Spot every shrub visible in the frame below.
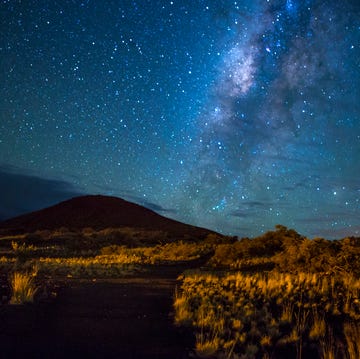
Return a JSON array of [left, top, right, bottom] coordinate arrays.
[[204, 233, 236, 244]]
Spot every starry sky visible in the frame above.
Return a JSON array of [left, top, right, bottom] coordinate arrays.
[[0, 0, 359, 239]]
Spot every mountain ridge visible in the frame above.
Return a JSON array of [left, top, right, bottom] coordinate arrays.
[[0, 195, 215, 238]]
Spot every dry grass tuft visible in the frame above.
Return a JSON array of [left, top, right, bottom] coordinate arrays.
[[309, 312, 326, 340], [10, 271, 37, 304], [344, 322, 360, 359], [195, 333, 220, 358]]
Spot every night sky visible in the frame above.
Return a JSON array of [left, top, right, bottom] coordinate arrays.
[[1, 0, 359, 239]]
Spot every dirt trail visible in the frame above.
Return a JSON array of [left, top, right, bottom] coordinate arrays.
[[0, 266, 195, 359]]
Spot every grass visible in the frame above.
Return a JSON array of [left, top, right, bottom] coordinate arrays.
[[174, 271, 360, 359], [10, 271, 37, 304], [195, 333, 220, 358], [309, 312, 326, 340], [37, 255, 141, 277], [344, 322, 360, 359], [0, 241, 214, 278], [2, 225, 360, 358], [36, 242, 212, 277], [0, 239, 215, 278], [100, 241, 213, 263]]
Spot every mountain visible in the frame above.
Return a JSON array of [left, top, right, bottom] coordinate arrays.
[[0, 195, 214, 238]]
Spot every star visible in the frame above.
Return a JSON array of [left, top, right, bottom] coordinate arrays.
[[0, 0, 359, 239]]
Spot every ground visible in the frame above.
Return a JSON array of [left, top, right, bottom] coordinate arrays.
[[0, 265, 195, 359]]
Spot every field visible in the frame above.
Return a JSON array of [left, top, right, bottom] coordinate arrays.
[[175, 272, 360, 359], [1, 225, 360, 358], [0, 226, 220, 358], [173, 226, 360, 359]]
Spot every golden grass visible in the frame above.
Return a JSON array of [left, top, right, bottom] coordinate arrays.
[[174, 271, 360, 358], [320, 332, 336, 359], [10, 271, 37, 304], [101, 242, 213, 263], [174, 292, 193, 326], [309, 312, 326, 340], [1, 241, 213, 278], [195, 333, 220, 358], [21, 242, 213, 277], [344, 322, 360, 359], [37, 255, 140, 277]]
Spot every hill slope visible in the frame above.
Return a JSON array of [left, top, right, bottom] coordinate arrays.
[[0, 195, 213, 238]]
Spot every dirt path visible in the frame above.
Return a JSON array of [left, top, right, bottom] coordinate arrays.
[[0, 267, 195, 359]]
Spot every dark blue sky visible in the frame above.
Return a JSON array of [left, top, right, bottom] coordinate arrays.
[[0, 0, 359, 238]]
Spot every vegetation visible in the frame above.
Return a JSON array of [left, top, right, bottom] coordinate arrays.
[[208, 225, 360, 276], [172, 225, 360, 359], [100, 241, 213, 263], [174, 271, 360, 359], [2, 223, 360, 358], [10, 271, 38, 304], [0, 233, 215, 279]]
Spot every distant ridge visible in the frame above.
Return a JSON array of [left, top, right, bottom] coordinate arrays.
[[0, 195, 214, 238]]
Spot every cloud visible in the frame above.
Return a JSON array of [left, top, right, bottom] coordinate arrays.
[[298, 210, 359, 224], [282, 175, 321, 191], [0, 165, 177, 222], [296, 216, 333, 224], [229, 201, 272, 219], [0, 165, 83, 221], [125, 196, 177, 215], [241, 201, 269, 208], [233, 201, 272, 211], [229, 210, 249, 218]]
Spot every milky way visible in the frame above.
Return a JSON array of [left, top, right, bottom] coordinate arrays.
[[0, 0, 359, 238]]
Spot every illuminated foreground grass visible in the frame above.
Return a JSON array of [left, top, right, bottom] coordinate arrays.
[[174, 271, 360, 359], [10, 272, 37, 304]]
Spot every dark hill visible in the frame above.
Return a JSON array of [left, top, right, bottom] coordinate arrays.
[[0, 195, 214, 238]]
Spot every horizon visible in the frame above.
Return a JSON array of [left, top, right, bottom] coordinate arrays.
[[0, 1, 359, 239], [0, 190, 358, 240]]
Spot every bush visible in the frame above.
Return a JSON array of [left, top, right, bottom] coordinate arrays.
[[204, 233, 237, 244]]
